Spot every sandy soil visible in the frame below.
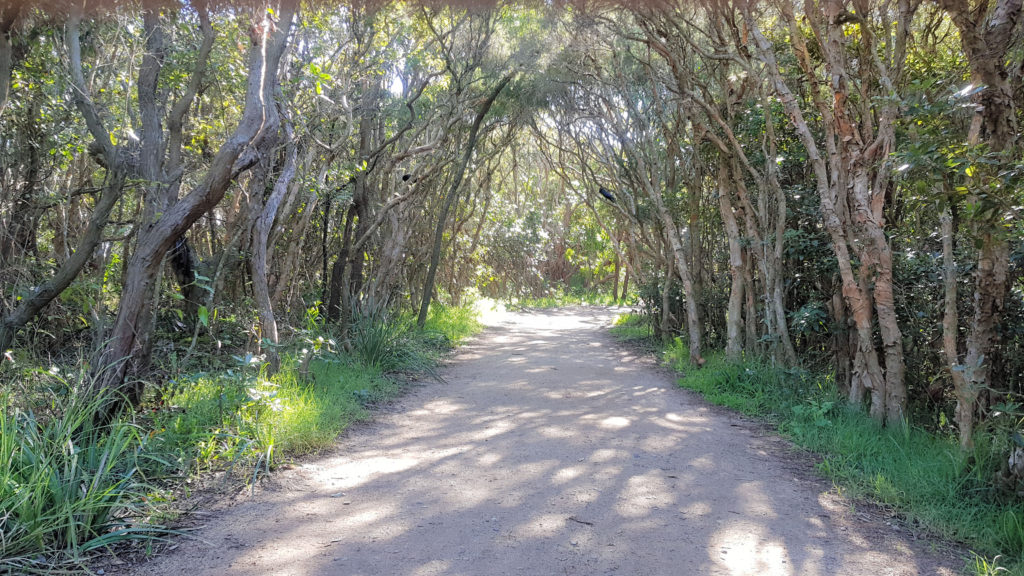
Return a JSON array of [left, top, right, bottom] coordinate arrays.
[[122, 306, 963, 576]]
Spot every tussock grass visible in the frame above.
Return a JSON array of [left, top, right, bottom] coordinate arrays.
[[0, 386, 173, 574], [611, 314, 1023, 575], [1, 302, 483, 572], [154, 302, 484, 472], [419, 302, 483, 347]]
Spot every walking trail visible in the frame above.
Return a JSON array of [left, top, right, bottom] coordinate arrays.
[[127, 306, 962, 576]]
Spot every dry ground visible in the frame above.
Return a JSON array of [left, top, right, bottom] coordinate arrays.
[[122, 306, 963, 576]]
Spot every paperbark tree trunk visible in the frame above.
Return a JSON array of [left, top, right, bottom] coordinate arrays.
[[250, 118, 298, 373], [89, 7, 294, 417], [940, 206, 974, 449], [644, 179, 703, 365], [718, 157, 745, 362], [936, 0, 1021, 449], [745, 0, 910, 424]]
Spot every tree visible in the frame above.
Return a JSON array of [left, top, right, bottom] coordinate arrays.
[[89, 3, 296, 416]]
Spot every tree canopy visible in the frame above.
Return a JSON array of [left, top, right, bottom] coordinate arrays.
[[1, 0, 1023, 481]]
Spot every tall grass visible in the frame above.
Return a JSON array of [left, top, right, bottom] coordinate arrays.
[[1, 302, 484, 571], [0, 388, 167, 573], [151, 303, 484, 474], [419, 302, 483, 347], [609, 312, 654, 342], [613, 316, 1023, 575]]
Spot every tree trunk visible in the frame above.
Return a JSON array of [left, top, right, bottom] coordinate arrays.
[[937, 0, 1021, 448], [250, 119, 297, 373], [89, 8, 294, 417], [660, 251, 675, 339], [0, 170, 126, 351], [940, 206, 973, 449], [417, 73, 514, 328], [272, 190, 318, 306], [746, 6, 903, 423], [643, 172, 702, 365], [718, 157, 745, 362]]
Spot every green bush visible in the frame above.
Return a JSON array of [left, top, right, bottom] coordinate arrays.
[[0, 388, 165, 573], [610, 314, 1024, 573]]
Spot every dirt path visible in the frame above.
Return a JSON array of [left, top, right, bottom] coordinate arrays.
[[125, 307, 962, 576]]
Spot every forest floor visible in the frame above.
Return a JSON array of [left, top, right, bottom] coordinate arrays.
[[119, 306, 964, 576]]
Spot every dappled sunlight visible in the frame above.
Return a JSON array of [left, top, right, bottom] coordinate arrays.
[[475, 451, 503, 466], [329, 456, 420, 490], [138, 308, 958, 576], [410, 398, 466, 416], [598, 415, 631, 429], [588, 447, 627, 462], [734, 481, 779, 518], [510, 513, 568, 539], [410, 560, 452, 576], [681, 500, 713, 518], [334, 502, 404, 533], [550, 465, 585, 484], [615, 471, 676, 518], [537, 424, 578, 438], [709, 522, 795, 576]]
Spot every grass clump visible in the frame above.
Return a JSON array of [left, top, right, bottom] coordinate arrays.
[[1, 385, 169, 574], [1, 302, 483, 572], [150, 354, 388, 475], [420, 302, 483, 347], [611, 313, 1024, 574], [609, 312, 655, 343], [152, 301, 484, 475]]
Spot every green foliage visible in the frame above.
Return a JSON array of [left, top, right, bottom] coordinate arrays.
[[151, 353, 392, 475], [640, 331, 1024, 572], [2, 302, 482, 569], [510, 290, 623, 310], [148, 301, 482, 472], [419, 302, 484, 347], [0, 387, 169, 573], [349, 309, 418, 372], [609, 312, 653, 342]]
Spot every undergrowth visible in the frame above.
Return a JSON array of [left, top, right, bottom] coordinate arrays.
[[0, 383, 175, 574], [0, 302, 482, 572], [508, 290, 625, 309], [608, 310, 655, 342], [613, 312, 1023, 576]]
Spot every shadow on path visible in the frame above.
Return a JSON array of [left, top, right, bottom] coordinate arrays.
[[127, 306, 962, 576]]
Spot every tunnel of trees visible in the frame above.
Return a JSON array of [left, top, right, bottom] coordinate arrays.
[[1, 0, 1024, 546]]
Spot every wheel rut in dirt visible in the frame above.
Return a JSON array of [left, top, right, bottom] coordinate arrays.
[[127, 306, 961, 576]]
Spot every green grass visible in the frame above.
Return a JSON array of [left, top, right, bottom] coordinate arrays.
[[609, 311, 655, 342], [420, 302, 483, 347], [0, 386, 173, 574], [1, 302, 483, 572], [509, 290, 625, 309], [152, 302, 484, 474], [150, 355, 389, 475], [611, 313, 1024, 575]]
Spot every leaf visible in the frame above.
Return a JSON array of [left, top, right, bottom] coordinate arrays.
[[965, 165, 976, 177], [198, 306, 209, 328]]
